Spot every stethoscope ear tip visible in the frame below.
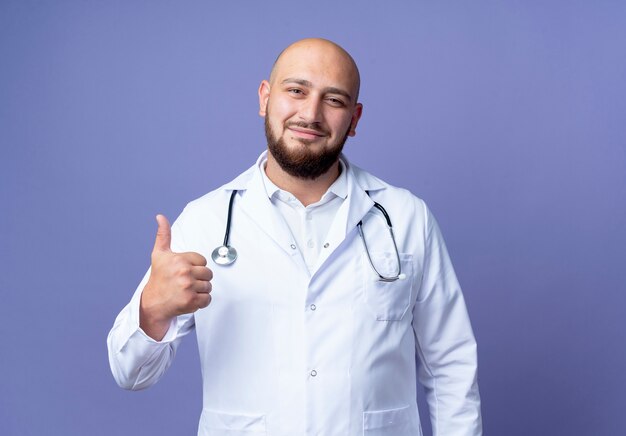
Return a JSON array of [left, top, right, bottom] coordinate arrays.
[[398, 273, 407, 280]]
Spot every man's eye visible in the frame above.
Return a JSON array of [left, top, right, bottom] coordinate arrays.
[[289, 89, 303, 95], [327, 98, 345, 106]]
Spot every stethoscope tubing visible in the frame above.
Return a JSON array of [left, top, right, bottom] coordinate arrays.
[[357, 201, 403, 282], [223, 190, 237, 247]]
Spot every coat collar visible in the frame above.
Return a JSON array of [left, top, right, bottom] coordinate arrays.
[[221, 150, 387, 193]]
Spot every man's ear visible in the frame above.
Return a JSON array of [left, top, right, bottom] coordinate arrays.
[[348, 103, 363, 137], [258, 80, 270, 117]]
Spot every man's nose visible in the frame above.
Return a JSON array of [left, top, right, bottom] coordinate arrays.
[[298, 96, 323, 123]]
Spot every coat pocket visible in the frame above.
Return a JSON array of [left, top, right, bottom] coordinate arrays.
[[363, 404, 421, 436], [363, 253, 414, 321], [199, 409, 266, 435]]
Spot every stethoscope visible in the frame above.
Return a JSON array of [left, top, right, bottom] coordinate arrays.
[[211, 190, 405, 282], [211, 190, 239, 265]]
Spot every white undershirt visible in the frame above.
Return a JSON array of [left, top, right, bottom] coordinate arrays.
[[260, 158, 348, 274]]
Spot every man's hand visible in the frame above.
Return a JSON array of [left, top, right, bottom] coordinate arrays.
[[139, 215, 213, 340]]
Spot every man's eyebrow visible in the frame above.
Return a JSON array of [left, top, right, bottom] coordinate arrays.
[[281, 78, 313, 88], [280, 78, 353, 102]]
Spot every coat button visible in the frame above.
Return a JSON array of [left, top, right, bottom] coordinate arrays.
[[310, 304, 316, 311], [310, 370, 317, 377]]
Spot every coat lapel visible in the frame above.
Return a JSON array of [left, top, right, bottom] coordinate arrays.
[[222, 154, 300, 260]]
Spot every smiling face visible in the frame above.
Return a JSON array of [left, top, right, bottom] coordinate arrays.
[[259, 39, 363, 180]]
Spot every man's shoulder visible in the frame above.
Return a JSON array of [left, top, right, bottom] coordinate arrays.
[[349, 161, 425, 207]]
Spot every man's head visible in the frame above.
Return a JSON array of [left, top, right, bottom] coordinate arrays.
[[258, 38, 363, 180]]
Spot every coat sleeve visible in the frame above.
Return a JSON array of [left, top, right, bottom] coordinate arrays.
[[106, 218, 195, 391], [412, 201, 482, 436]]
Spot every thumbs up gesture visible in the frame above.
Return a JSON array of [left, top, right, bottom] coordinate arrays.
[[140, 215, 213, 340]]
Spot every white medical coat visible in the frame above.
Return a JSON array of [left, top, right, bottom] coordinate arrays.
[[107, 152, 482, 436]]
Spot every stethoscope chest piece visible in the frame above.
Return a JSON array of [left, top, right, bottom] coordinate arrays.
[[211, 245, 237, 265]]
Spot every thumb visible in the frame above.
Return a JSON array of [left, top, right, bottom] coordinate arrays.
[[153, 214, 172, 252]]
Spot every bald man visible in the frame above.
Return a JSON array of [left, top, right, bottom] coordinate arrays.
[[108, 38, 482, 436]]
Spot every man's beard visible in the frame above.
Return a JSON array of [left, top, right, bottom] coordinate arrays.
[[265, 117, 350, 180]]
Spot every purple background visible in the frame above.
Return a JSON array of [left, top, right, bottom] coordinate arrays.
[[1, 1, 625, 435]]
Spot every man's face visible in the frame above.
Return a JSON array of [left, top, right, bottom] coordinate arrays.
[[258, 40, 363, 179]]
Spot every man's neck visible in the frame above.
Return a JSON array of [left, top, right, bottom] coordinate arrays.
[[264, 155, 341, 207]]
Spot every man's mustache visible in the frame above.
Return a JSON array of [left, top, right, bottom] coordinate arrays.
[[285, 121, 329, 136]]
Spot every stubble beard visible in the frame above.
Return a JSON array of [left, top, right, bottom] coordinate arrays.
[[265, 116, 350, 180]]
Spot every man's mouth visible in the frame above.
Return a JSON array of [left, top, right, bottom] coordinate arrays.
[[286, 123, 327, 140]]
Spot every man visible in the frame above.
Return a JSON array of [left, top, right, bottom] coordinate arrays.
[[108, 38, 482, 436]]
